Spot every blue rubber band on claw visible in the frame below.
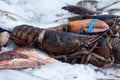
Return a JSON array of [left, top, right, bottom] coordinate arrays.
[[87, 19, 98, 33]]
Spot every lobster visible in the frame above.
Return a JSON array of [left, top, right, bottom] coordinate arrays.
[[10, 24, 115, 68]]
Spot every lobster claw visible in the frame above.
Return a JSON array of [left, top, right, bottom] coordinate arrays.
[[0, 47, 58, 69], [49, 19, 109, 33]]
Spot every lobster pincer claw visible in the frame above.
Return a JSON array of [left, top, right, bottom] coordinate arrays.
[[49, 19, 109, 33]]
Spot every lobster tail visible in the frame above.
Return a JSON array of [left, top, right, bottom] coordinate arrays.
[[11, 25, 42, 47]]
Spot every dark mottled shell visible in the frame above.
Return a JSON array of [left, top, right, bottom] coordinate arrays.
[[11, 25, 40, 46], [11, 25, 89, 55]]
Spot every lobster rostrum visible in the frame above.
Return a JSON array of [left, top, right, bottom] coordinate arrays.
[[10, 19, 115, 68]]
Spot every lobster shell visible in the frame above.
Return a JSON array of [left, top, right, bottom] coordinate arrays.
[[0, 31, 10, 46], [67, 19, 109, 32], [11, 25, 40, 46]]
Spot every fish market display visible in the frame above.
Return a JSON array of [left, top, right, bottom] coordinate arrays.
[[0, 0, 120, 80]]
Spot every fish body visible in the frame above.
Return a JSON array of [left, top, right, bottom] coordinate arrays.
[[0, 47, 58, 69]]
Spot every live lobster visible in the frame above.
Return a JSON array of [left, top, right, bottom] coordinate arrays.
[[10, 19, 115, 68]]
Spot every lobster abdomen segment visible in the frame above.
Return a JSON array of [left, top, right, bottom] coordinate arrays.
[[11, 25, 40, 46]]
